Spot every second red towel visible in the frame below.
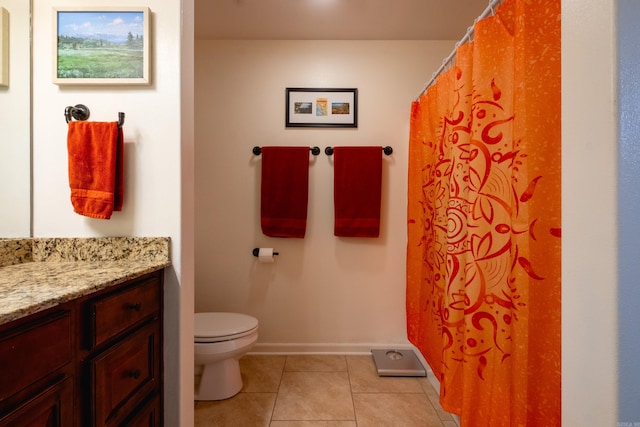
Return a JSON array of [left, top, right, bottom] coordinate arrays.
[[261, 146, 310, 238], [333, 146, 382, 237]]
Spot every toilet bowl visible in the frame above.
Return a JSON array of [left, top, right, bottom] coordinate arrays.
[[194, 312, 259, 401]]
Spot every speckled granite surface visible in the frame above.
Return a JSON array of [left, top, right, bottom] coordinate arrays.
[[0, 239, 33, 267], [31, 237, 170, 262], [0, 237, 171, 325]]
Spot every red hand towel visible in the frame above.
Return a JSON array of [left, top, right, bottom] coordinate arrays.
[[261, 146, 310, 238], [114, 126, 124, 212], [333, 146, 382, 237], [67, 121, 124, 219]]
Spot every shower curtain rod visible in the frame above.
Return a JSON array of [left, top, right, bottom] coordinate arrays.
[[414, 0, 504, 101]]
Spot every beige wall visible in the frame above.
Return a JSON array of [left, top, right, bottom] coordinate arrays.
[[21, 0, 620, 424], [562, 0, 618, 425], [31, 1, 187, 424], [194, 40, 453, 351]]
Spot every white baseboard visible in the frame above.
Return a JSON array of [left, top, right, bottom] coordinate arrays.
[[250, 341, 419, 355], [250, 341, 436, 381]]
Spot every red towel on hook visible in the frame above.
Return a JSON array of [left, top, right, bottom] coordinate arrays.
[[260, 146, 310, 238], [333, 146, 382, 237], [67, 121, 124, 219]]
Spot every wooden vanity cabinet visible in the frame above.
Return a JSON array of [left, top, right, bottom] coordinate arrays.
[[0, 270, 163, 427]]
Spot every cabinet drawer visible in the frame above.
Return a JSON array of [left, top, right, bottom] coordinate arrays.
[[89, 322, 159, 427], [90, 277, 160, 348], [0, 311, 72, 402]]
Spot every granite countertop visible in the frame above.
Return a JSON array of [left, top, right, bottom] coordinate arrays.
[[0, 237, 171, 326]]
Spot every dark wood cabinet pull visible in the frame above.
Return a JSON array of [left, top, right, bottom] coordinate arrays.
[[126, 302, 141, 311], [126, 369, 142, 379]]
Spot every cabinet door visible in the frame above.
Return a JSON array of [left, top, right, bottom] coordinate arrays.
[[0, 311, 72, 401], [88, 322, 159, 427], [119, 395, 160, 427], [0, 376, 73, 427]]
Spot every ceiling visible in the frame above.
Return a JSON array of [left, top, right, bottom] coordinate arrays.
[[195, 0, 490, 41]]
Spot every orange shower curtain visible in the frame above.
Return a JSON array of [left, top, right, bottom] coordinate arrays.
[[407, 0, 561, 425]]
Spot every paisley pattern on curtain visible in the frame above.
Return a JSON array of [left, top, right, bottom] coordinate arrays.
[[406, 1, 561, 425]]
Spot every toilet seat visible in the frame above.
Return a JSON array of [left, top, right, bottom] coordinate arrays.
[[195, 312, 258, 343]]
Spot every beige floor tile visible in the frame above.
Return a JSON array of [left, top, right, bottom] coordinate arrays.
[[270, 422, 357, 427], [284, 355, 347, 372], [418, 378, 455, 422], [195, 355, 456, 426], [347, 355, 423, 393], [194, 392, 277, 427], [241, 354, 287, 392], [272, 371, 355, 421], [353, 393, 444, 427]]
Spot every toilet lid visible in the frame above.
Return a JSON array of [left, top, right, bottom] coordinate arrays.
[[195, 312, 259, 340]]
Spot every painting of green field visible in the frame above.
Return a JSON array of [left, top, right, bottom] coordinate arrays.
[[57, 48, 143, 79], [55, 9, 147, 82]]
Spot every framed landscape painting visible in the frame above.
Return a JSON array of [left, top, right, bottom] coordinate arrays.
[[53, 7, 150, 85]]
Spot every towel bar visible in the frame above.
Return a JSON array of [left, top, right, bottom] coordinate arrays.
[[64, 104, 125, 128], [252, 146, 320, 156], [324, 146, 393, 156]]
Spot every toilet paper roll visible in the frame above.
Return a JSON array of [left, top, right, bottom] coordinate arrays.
[[258, 248, 275, 263]]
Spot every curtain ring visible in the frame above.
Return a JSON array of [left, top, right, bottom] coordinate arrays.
[[490, 0, 497, 15]]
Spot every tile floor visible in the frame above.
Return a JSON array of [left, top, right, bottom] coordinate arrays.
[[194, 354, 458, 427]]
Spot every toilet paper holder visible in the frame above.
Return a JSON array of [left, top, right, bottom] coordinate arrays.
[[252, 248, 279, 257]]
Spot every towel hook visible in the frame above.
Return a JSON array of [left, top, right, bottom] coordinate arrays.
[[65, 104, 90, 123]]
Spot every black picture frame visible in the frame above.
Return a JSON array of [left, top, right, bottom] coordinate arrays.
[[286, 88, 358, 128]]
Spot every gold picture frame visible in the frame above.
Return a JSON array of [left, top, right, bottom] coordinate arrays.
[[0, 7, 8, 87]]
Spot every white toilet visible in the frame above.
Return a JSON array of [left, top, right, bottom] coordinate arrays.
[[194, 312, 259, 400]]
